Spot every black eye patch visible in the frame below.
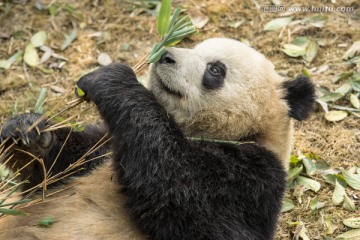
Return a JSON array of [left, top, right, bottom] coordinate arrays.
[[202, 61, 227, 90]]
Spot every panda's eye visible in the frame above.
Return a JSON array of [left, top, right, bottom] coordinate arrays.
[[202, 61, 227, 90], [209, 65, 221, 76]]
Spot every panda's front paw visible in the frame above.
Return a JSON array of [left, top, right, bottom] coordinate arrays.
[[75, 63, 137, 103], [1, 113, 53, 149], [75, 70, 98, 102]]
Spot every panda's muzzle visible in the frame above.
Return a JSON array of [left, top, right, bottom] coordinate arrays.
[[157, 51, 182, 97], [159, 51, 176, 64], [158, 78, 183, 98]]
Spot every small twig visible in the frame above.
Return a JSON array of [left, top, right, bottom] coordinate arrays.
[[47, 130, 72, 177], [14, 149, 47, 200], [46, 98, 84, 123]]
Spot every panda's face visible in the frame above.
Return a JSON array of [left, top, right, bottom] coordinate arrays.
[[149, 38, 286, 135], [149, 37, 315, 167]]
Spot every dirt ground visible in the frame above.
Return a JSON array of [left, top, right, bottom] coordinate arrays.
[[0, 0, 359, 239]]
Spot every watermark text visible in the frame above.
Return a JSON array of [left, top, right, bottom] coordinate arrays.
[[261, 5, 355, 13]]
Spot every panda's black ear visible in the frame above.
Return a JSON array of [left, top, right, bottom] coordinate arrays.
[[282, 75, 316, 121]]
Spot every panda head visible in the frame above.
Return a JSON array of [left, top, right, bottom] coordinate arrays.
[[149, 38, 315, 166]]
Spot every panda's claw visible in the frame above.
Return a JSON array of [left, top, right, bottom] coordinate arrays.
[[1, 113, 48, 149]]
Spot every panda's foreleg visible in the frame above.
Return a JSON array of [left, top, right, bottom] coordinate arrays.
[[0, 113, 111, 190], [76, 63, 190, 182]]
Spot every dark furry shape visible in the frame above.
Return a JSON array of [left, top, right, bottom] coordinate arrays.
[[77, 63, 287, 240], [1, 113, 109, 190], [282, 75, 316, 121]]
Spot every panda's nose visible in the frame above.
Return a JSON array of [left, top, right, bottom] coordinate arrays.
[[159, 51, 176, 64]]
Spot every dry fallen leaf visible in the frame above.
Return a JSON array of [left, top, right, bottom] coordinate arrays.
[[189, 9, 209, 29], [31, 31, 47, 47], [343, 41, 360, 60], [97, 53, 113, 66], [350, 94, 360, 109], [24, 43, 40, 67], [343, 217, 360, 229], [324, 110, 348, 122], [264, 17, 293, 31], [50, 85, 66, 94]]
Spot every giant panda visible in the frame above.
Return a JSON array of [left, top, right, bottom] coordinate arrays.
[[0, 38, 315, 240]]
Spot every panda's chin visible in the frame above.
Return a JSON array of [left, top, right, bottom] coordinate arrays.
[[158, 78, 183, 98]]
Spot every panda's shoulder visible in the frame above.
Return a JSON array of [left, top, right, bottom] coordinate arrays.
[[213, 142, 286, 181]]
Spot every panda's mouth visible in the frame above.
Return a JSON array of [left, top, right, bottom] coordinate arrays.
[[158, 78, 183, 98]]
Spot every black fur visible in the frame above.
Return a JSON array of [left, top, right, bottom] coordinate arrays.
[[1, 113, 109, 190], [1, 63, 287, 240], [202, 61, 226, 90], [282, 75, 316, 121], [76, 63, 286, 240]]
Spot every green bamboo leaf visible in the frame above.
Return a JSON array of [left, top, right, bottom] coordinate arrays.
[[325, 216, 334, 235], [288, 165, 303, 182], [8, 51, 22, 64], [336, 229, 360, 239], [31, 31, 47, 47], [38, 216, 55, 227], [292, 36, 310, 46], [344, 217, 360, 229], [290, 155, 301, 165], [350, 94, 360, 109], [0, 59, 11, 69], [0, 207, 27, 216], [302, 157, 316, 176], [37, 65, 55, 74], [304, 38, 318, 63], [0, 198, 31, 207], [310, 196, 326, 211], [48, 4, 58, 16], [171, 16, 190, 32], [172, 27, 196, 38], [164, 27, 197, 46], [341, 168, 360, 190], [157, 0, 172, 38], [332, 179, 345, 205], [335, 83, 352, 95], [304, 15, 328, 28], [162, 16, 191, 46], [0, 185, 22, 206], [342, 41, 360, 60], [168, 7, 181, 31], [148, 47, 166, 63], [34, 88, 47, 114], [148, 42, 161, 60], [320, 92, 344, 103], [298, 223, 310, 240], [352, 72, 360, 81], [0, 51, 23, 69], [264, 17, 293, 31], [352, 80, 360, 92], [282, 44, 306, 57], [281, 198, 294, 213], [76, 85, 85, 97], [324, 110, 348, 122], [321, 173, 347, 187], [61, 28, 77, 51], [173, 19, 192, 32], [24, 43, 40, 67], [333, 72, 352, 83], [296, 176, 321, 192]]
